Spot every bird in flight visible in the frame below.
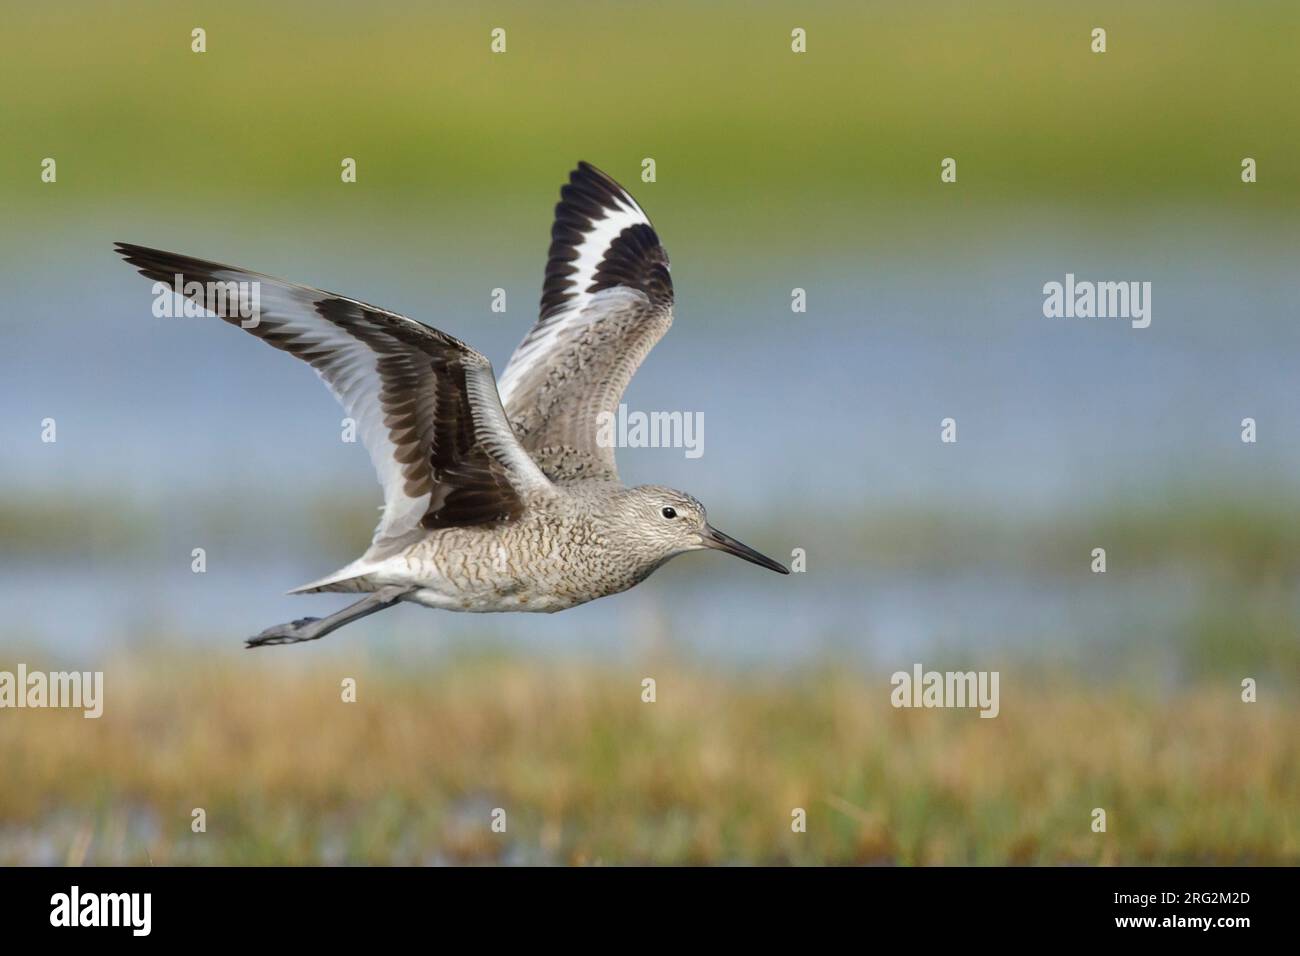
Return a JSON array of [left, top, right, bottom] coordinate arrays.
[[116, 162, 788, 648]]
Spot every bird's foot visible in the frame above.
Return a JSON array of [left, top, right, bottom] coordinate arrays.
[[245, 617, 322, 649]]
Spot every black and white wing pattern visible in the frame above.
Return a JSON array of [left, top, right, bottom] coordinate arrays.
[[497, 162, 674, 483], [114, 243, 553, 555]]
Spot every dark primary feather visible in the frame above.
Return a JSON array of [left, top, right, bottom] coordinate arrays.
[[592, 221, 672, 307], [114, 241, 533, 535], [541, 160, 673, 319], [501, 162, 675, 484]]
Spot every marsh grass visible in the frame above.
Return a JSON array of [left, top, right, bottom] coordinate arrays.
[[4, 1, 1299, 231], [1, 650, 1294, 865]]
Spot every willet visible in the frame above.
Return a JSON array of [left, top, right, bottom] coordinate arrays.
[[115, 161, 788, 649]]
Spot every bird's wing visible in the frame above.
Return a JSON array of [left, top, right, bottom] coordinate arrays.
[[115, 242, 553, 554], [497, 162, 674, 483]]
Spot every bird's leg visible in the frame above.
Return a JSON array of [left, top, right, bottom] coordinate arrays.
[[245, 586, 413, 649]]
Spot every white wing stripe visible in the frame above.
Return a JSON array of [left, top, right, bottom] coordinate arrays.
[[564, 201, 648, 317], [497, 308, 598, 406], [464, 362, 552, 492], [498, 204, 650, 406], [207, 268, 432, 543]]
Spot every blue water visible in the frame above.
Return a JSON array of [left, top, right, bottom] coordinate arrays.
[[2, 211, 1296, 664]]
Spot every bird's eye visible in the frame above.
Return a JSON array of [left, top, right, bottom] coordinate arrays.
[[661, 506, 677, 519]]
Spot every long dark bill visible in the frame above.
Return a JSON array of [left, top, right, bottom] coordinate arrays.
[[700, 525, 790, 574]]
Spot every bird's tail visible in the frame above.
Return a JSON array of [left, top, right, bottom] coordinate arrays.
[[287, 560, 376, 595]]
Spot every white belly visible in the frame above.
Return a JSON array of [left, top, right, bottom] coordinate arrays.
[[403, 587, 576, 613], [359, 540, 595, 615]]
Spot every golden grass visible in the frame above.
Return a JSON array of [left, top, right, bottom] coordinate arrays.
[[1, 652, 1295, 864]]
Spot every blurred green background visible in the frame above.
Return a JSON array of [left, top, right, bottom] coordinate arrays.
[[1, 1, 1297, 863]]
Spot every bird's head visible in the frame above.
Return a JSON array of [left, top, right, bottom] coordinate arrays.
[[612, 485, 789, 575]]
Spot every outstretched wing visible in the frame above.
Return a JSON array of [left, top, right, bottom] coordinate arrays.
[[497, 162, 674, 483], [115, 242, 552, 555]]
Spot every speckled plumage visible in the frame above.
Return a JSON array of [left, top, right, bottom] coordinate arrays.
[[341, 483, 685, 613], [115, 162, 787, 648]]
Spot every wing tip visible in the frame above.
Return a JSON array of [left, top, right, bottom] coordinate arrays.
[[113, 241, 171, 281], [112, 241, 177, 274], [112, 240, 162, 261], [563, 160, 642, 217], [113, 242, 236, 288], [541, 161, 661, 318], [112, 240, 144, 264]]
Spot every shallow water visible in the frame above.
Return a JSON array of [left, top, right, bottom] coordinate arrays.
[[3, 215, 1296, 667]]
